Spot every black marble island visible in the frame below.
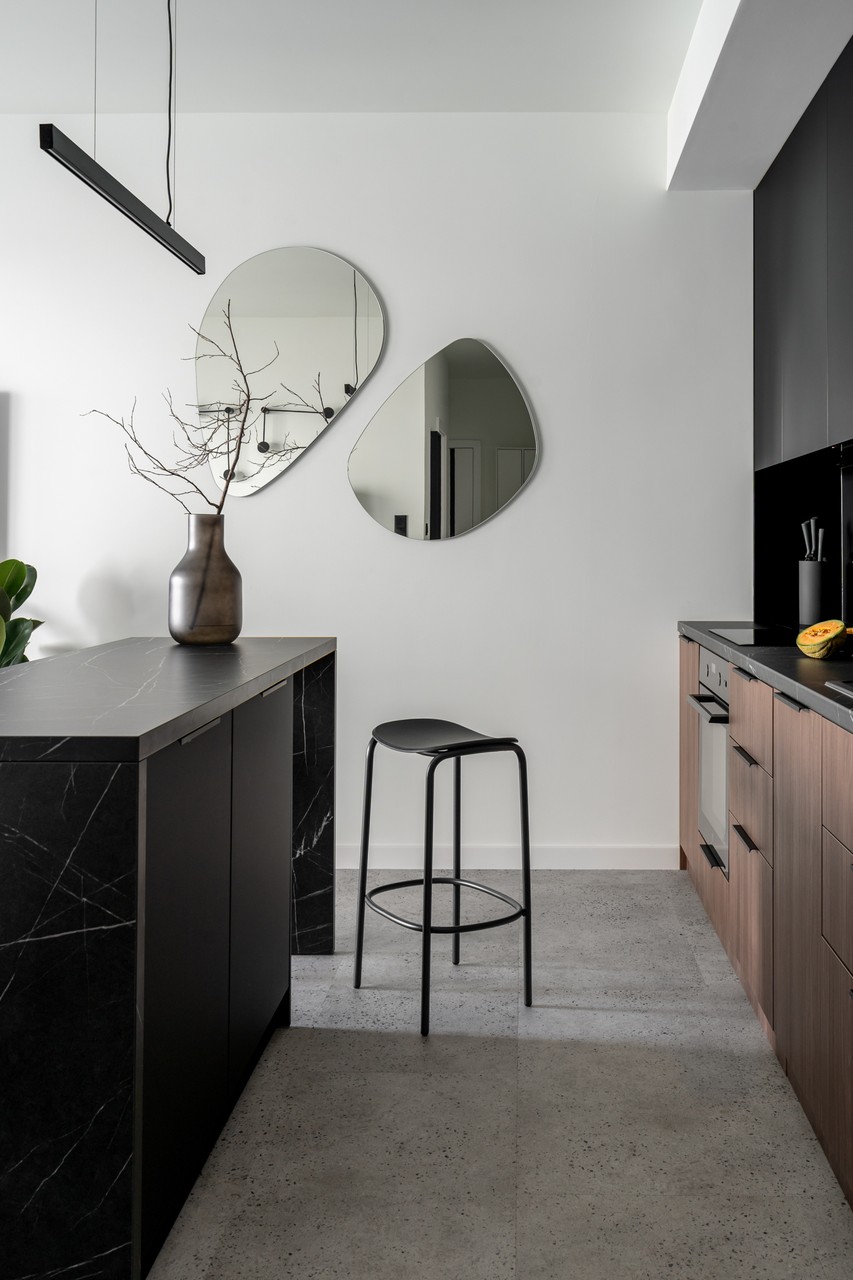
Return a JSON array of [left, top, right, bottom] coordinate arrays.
[[0, 637, 335, 1280]]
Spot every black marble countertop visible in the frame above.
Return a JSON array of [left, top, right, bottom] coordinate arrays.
[[679, 621, 853, 733], [0, 636, 336, 761]]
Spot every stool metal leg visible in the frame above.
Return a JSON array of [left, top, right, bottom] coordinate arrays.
[[514, 744, 533, 1007], [452, 754, 461, 966], [421, 756, 441, 1036], [353, 737, 377, 990]]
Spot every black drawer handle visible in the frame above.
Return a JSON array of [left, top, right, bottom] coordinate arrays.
[[686, 694, 729, 724], [732, 823, 759, 854], [262, 677, 290, 698], [731, 667, 756, 683], [180, 717, 221, 745], [774, 691, 808, 713], [732, 743, 757, 768], [700, 842, 725, 871]]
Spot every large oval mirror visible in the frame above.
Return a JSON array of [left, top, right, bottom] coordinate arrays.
[[348, 339, 538, 538], [197, 247, 384, 496]]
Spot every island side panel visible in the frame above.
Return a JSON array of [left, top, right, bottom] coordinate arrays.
[[291, 652, 336, 954], [0, 760, 137, 1280]]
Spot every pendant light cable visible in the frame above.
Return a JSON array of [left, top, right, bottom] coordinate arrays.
[[92, 0, 98, 158], [166, 0, 174, 225]]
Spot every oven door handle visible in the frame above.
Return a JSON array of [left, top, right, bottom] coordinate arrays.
[[686, 693, 729, 724]]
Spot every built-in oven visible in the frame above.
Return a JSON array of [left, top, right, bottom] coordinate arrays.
[[686, 646, 729, 876]]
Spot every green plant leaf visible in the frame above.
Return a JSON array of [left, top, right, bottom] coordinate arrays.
[[0, 559, 26, 601], [0, 616, 5, 657], [0, 617, 38, 666], [0, 588, 10, 625], [9, 564, 37, 613]]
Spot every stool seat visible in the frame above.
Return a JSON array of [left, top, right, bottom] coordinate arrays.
[[373, 718, 518, 754]]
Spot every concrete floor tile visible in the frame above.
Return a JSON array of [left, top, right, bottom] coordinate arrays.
[[147, 870, 853, 1279]]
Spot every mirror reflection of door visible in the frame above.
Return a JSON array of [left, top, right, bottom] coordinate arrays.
[[348, 339, 537, 539]]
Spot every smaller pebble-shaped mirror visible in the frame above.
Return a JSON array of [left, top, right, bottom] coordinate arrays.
[[348, 339, 538, 538], [198, 247, 384, 496]]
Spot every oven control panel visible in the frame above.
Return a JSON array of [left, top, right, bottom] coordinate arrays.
[[699, 647, 729, 704]]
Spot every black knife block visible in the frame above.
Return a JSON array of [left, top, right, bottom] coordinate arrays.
[[799, 560, 830, 627]]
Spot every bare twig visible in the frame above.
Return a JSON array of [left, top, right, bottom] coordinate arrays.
[[89, 300, 298, 513]]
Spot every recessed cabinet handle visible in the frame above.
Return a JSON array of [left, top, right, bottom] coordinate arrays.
[[774, 691, 808, 713], [686, 694, 729, 724], [180, 717, 221, 745], [731, 667, 756, 682], [732, 743, 757, 768], [700, 842, 724, 871], [262, 677, 290, 698], [733, 823, 759, 854]]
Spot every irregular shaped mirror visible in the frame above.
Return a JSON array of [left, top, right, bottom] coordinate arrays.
[[197, 247, 384, 496], [348, 339, 537, 538]]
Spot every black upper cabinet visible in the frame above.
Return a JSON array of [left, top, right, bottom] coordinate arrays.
[[754, 156, 784, 469], [828, 41, 853, 446], [754, 87, 828, 468]]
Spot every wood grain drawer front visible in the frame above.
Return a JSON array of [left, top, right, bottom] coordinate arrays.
[[823, 828, 853, 973], [729, 742, 773, 865], [819, 941, 853, 1204], [822, 716, 853, 850], [729, 667, 774, 773]]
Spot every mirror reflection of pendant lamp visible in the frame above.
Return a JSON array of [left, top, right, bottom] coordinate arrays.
[[40, 0, 205, 273]]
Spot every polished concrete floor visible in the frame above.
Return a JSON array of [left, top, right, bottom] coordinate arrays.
[[150, 871, 853, 1279]]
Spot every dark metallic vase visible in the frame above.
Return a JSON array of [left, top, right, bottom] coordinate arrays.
[[168, 514, 242, 645]]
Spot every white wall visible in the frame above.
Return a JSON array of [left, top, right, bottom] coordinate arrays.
[[0, 111, 753, 868]]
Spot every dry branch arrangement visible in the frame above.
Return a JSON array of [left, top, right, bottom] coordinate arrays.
[[92, 303, 305, 512]]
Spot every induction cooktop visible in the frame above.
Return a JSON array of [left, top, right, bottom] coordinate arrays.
[[709, 624, 796, 646]]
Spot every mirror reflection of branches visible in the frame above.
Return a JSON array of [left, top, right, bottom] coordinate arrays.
[[197, 246, 385, 496], [348, 339, 538, 539]]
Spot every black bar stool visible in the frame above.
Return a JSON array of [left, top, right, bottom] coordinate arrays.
[[353, 718, 533, 1036]]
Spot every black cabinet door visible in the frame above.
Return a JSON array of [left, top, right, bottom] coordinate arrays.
[[229, 680, 293, 1096], [754, 149, 784, 469], [828, 41, 853, 447], [778, 87, 829, 463], [138, 714, 232, 1276]]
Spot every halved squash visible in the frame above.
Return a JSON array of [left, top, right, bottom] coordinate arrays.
[[796, 619, 850, 659]]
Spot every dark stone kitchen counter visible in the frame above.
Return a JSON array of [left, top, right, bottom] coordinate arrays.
[[679, 620, 853, 731], [0, 635, 336, 761]]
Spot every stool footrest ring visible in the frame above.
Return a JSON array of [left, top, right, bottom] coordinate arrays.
[[365, 876, 524, 935]]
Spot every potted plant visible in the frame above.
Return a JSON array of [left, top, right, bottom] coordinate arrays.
[[0, 559, 41, 665]]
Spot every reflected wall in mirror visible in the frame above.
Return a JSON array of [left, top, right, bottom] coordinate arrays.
[[197, 247, 384, 496], [348, 339, 538, 539]]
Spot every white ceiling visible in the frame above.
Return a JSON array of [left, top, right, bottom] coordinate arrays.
[[0, 0, 703, 115]]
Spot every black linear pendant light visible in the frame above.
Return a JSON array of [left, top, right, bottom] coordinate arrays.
[[40, 0, 204, 273]]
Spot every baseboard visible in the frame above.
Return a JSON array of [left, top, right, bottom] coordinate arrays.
[[335, 844, 680, 870]]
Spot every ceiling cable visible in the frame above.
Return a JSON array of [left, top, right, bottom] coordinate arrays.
[[92, 0, 98, 158], [166, 0, 174, 225]]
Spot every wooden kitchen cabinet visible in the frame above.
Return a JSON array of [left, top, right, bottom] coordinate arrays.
[[819, 940, 853, 1203], [678, 636, 700, 873], [729, 817, 774, 1028], [729, 739, 773, 866], [728, 667, 774, 775], [773, 692, 823, 1123]]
